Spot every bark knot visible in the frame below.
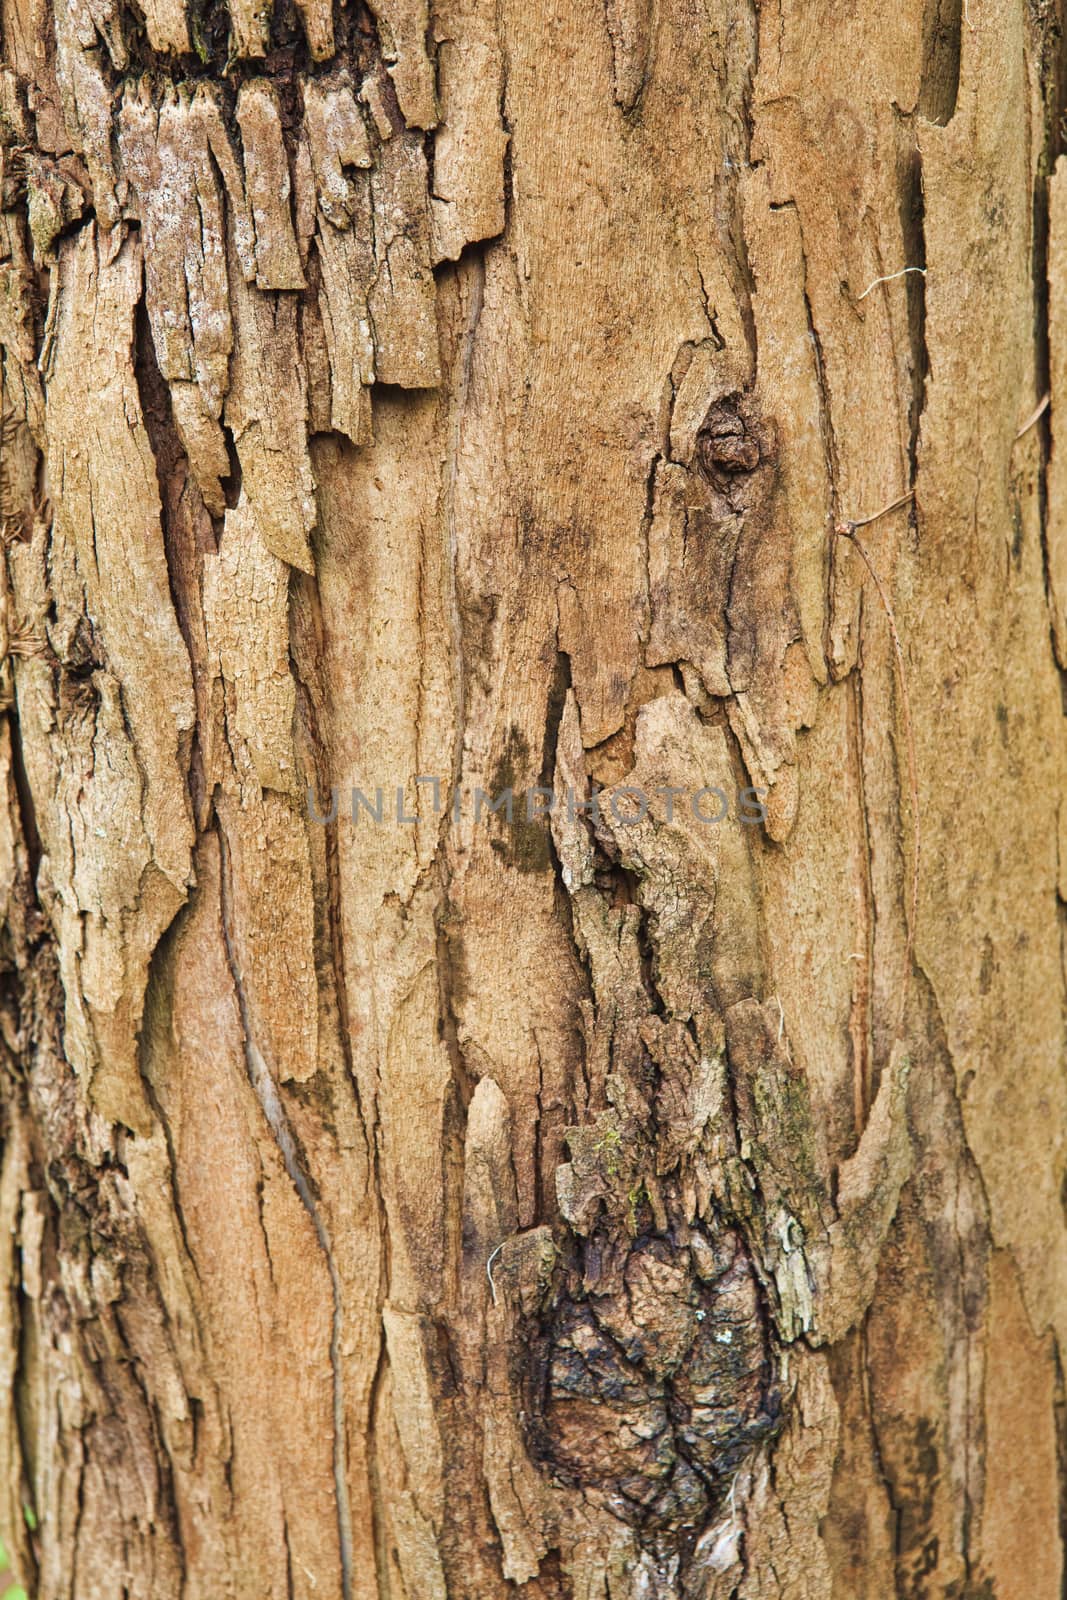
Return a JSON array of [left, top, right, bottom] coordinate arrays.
[[695, 395, 778, 510], [527, 1222, 781, 1545]]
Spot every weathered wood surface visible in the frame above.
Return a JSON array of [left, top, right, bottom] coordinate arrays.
[[0, 0, 1064, 1595]]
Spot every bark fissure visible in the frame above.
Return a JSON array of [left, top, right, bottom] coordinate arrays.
[[215, 819, 355, 1600]]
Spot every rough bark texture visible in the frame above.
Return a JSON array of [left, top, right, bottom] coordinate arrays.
[[0, 0, 1065, 1595]]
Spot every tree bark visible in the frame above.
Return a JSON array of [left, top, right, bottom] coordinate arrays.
[[0, 0, 1064, 1595]]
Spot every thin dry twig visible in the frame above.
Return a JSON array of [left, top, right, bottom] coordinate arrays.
[[857, 267, 926, 302], [1015, 392, 1049, 440], [846, 488, 914, 531], [834, 497, 920, 1037], [486, 1242, 504, 1307]]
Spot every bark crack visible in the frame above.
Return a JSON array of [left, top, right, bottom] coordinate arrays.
[[214, 817, 355, 1600]]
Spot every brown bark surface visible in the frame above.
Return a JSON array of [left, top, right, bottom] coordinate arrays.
[[0, 0, 1064, 1595]]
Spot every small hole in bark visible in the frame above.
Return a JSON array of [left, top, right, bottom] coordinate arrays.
[[219, 425, 242, 510]]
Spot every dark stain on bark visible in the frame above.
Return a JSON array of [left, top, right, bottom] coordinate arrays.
[[524, 1220, 780, 1554]]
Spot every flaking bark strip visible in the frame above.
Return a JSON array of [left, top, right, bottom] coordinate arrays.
[[236, 80, 306, 291]]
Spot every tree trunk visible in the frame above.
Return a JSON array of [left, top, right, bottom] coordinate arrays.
[[0, 0, 1063, 1594]]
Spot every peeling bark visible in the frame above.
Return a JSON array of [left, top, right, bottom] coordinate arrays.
[[0, 0, 1064, 1595]]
